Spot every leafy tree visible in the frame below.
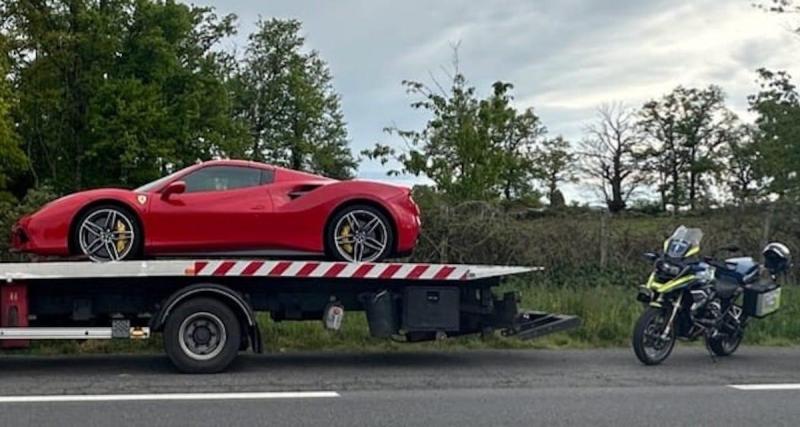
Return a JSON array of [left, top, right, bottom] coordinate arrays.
[[756, 0, 800, 33], [535, 136, 576, 206], [579, 103, 647, 213], [0, 36, 27, 195], [363, 68, 545, 202], [748, 68, 800, 199], [721, 125, 763, 206], [232, 18, 356, 179], [3, 0, 246, 192], [639, 86, 736, 211], [484, 82, 547, 200]]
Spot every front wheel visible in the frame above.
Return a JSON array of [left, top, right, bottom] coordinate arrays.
[[163, 298, 241, 374], [632, 307, 676, 365], [74, 205, 141, 262]]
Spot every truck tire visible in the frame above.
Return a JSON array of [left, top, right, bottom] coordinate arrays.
[[164, 298, 241, 374]]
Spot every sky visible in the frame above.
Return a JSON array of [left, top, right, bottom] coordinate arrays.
[[197, 0, 800, 203]]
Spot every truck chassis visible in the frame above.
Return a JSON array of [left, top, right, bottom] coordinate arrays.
[[0, 260, 579, 373]]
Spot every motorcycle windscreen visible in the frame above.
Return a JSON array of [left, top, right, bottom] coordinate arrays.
[[665, 226, 703, 258]]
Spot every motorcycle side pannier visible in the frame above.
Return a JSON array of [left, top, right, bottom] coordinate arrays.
[[743, 281, 781, 318]]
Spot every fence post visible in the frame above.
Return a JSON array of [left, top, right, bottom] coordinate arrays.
[[600, 213, 609, 268], [761, 203, 775, 249]]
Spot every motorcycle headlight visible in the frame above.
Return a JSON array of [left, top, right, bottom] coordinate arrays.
[[657, 261, 681, 277]]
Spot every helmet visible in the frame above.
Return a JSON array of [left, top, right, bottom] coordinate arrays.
[[763, 242, 791, 275]]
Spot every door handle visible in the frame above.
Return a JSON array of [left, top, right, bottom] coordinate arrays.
[[252, 205, 266, 210]]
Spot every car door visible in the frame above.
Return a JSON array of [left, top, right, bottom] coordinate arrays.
[[146, 165, 273, 254]]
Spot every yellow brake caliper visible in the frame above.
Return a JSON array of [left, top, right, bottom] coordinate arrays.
[[115, 220, 129, 253], [340, 224, 353, 254]]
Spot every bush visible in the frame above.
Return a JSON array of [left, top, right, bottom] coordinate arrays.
[[0, 186, 58, 261]]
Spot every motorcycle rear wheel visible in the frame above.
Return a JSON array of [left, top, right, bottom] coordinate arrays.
[[707, 332, 743, 357], [633, 307, 676, 365]]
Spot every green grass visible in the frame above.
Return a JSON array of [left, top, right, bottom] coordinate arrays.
[[10, 272, 800, 355]]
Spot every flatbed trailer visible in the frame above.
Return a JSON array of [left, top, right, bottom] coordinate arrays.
[[0, 259, 580, 373]]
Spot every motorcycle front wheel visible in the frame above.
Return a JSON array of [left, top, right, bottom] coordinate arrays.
[[632, 307, 676, 365]]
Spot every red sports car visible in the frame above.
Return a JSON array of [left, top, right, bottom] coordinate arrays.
[[11, 160, 421, 262]]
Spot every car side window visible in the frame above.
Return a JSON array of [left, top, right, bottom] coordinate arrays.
[[261, 169, 275, 185], [182, 166, 264, 193]]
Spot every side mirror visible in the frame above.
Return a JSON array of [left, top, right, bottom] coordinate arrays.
[[161, 181, 186, 199]]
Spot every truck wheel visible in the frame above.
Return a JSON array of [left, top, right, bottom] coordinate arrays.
[[164, 298, 241, 374]]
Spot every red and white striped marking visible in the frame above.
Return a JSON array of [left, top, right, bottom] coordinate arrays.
[[190, 260, 471, 281]]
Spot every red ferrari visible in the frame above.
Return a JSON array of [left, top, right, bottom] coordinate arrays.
[[11, 160, 421, 262]]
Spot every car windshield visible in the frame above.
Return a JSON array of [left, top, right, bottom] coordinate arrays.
[[665, 226, 703, 258], [135, 169, 186, 193]]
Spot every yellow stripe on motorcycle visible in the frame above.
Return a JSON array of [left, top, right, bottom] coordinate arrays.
[[651, 275, 696, 293]]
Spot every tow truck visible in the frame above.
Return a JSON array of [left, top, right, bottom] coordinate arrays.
[[0, 259, 580, 373]]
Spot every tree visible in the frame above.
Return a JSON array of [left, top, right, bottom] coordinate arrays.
[[535, 136, 576, 206], [748, 68, 800, 199], [484, 82, 546, 200], [232, 18, 356, 179], [363, 65, 545, 202], [3, 0, 247, 192], [0, 36, 27, 196], [721, 125, 763, 206], [757, 1, 800, 34], [638, 86, 736, 211], [579, 103, 646, 213]]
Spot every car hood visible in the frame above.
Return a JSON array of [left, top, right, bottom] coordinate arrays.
[[28, 188, 141, 219]]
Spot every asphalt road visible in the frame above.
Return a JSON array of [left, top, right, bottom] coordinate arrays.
[[1, 347, 799, 426]]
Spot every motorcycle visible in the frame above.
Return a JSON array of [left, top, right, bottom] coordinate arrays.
[[632, 226, 791, 365]]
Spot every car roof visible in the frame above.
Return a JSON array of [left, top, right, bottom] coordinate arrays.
[[198, 159, 272, 169]]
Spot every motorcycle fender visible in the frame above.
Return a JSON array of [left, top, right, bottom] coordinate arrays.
[[649, 302, 663, 308]]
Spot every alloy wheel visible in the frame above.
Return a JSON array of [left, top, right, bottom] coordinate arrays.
[[78, 208, 135, 262], [333, 209, 389, 262]]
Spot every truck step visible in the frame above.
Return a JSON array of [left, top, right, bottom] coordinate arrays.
[[0, 327, 150, 340], [502, 311, 581, 340]]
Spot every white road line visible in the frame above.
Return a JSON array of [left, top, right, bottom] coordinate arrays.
[[729, 384, 800, 391], [0, 391, 340, 403]]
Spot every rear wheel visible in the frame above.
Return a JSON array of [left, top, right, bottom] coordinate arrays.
[[708, 333, 743, 357], [164, 298, 241, 374], [74, 205, 141, 262], [708, 306, 745, 357], [327, 205, 394, 262], [632, 307, 676, 365]]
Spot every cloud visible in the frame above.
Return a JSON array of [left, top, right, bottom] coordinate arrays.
[[197, 0, 800, 201]]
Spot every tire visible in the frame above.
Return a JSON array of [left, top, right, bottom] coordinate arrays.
[[74, 204, 141, 262], [708, 331, 744, 357], [163, 298, 241, 374], [632, 307, 677, 366], [326, 204, 394, 262]]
